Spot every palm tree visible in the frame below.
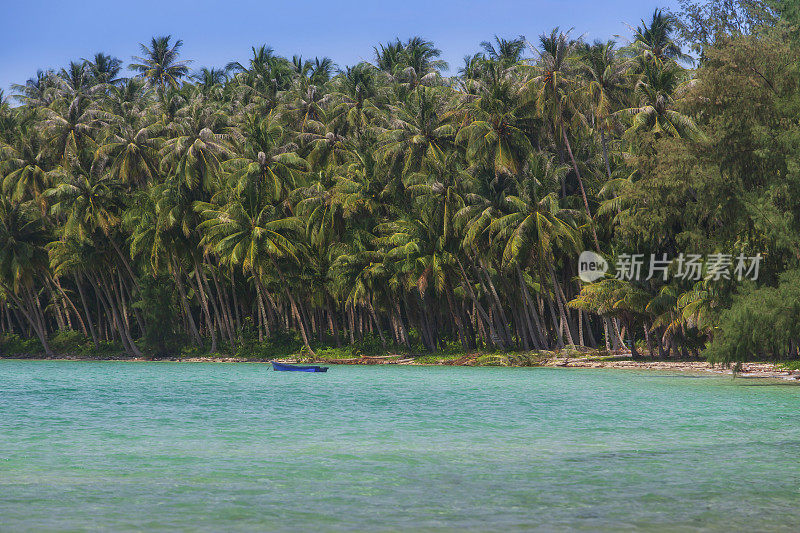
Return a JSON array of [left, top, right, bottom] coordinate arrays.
[[375, 39, 406, 76], [458, 54, 487, 86], [456, 63, 534, 180], [130, 36, 192, 94], [11, 70, 58, 107], [96, 110, 163, 187], [41, 75, 107, 163], [283, 80, 328, 134], [378, 85, 456, 177], [224, 113, 307, 203], [227, 45, 294, 110], [330, 63, 383, 136], [196, 188, 313, 353], [487, 154, 579, 348], [569, 277, 651, 356], [46, 164, 124, 243], [481, 35, 526, 68], [401, 36, 448, 87], [1, 123, 52, 208], [0, 197, 54, 355], [160, 96, 233, 194], [632, 9, 689, 65], [308, 57, 335, 86], [579, 40, 627, 180], [191, 67, 228, 97], [527, 28, 599, 250], [83, 53, 123, 85], [620, 61, 703, 141]]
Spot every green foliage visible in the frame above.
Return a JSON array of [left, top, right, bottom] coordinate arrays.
[[132, 275, 185, 357], [49, 330, 89, 352], [0, 333, 43, 356], [705, 270, 800, 364], [2, 8, 800, 365]]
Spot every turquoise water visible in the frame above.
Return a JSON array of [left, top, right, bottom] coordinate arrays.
[[1, 361, 799, 532]]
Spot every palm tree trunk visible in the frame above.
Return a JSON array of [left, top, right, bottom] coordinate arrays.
[[367, 298, 386, 348], [517, 267, 547, 349], [562, 128, 601, 251], [192, 258, 218, 353], [269, 264, 315, 356], [476, 260, 512, 347], [171, 255, 201, 346], [456, 259, 495, 347], [545, 295, 564, 348], [101, 270, 143, 358], [550, 271, 575, 346], [600, 129, 612, 180], [51, 276, 89, 338], [1, 283, 54, 357], [444, 283, 470, 350], [75, 275, 99, 347]]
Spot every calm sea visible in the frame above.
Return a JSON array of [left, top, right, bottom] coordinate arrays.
[[1, 361, 799, 531]]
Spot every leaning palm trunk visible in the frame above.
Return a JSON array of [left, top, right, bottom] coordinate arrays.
[[0, 282, 54, 357], [545, 294, 564, 348], [100, 270, 143, 358], [600, 129, 612, 180], [366, 298, 386, 348], [192, 259, 217, 354], [270, 263, 315, 356], [516, 267, 548, 349], [456, 259, 496, 348], [171, 255, 202, 347], [549, 270, 575, 346], [50, 275, 89, 338], [444, 282, 470, 351], [476, 260, 513, 347], [562, 128, 601, 251], [74, 275, 99, 347]]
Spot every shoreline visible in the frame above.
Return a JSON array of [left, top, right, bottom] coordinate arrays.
[[3, 351, 799, 381]]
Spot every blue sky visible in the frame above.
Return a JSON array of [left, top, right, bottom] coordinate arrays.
[[0, 0, 679, 94]]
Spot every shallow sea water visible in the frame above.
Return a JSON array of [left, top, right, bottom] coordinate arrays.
[[1, 360, 799, 531]]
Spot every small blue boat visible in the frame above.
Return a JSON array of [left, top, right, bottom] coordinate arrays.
[[271, 361, 329, 372]]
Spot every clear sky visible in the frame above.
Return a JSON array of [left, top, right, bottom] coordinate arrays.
[[0, 0, 679, 94]]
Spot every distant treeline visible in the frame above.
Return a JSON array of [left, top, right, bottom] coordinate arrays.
[[1, 1, 799, 363]]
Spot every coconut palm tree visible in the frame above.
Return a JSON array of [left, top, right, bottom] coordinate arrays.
[[620, 61, 703, 141], [330, 63, 384, 136], [11, 70, 58, 107], [456, 63, 534, 180], [96, 111, 163, 187], [196, 187, 313, 353], [83, 53, 123, 86], [160, 96, 233, 194], [579, 40, 627, 179], [1, 123, 53, 207], [0, 197, 54, 355], [224, 112, 307, 203], [191, 67, 228, 97], [378, 85, 456, 177], [632, 9, 689, 65], [481, 35, 526, 68], [130, 36, 192, 94], [527, 28, 599, 250]]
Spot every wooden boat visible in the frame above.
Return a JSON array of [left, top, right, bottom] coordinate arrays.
[[271, 361, 329, 372]]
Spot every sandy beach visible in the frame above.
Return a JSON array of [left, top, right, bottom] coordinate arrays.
[[11, 351, 799, 381]]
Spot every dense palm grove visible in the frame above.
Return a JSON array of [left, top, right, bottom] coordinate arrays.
[[1, 1, 798, 362]]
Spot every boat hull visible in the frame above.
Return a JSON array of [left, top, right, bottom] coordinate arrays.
[[271, 361, 329, 372]]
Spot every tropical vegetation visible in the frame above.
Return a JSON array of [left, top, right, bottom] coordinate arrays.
[[1, 0, 798, 364]]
